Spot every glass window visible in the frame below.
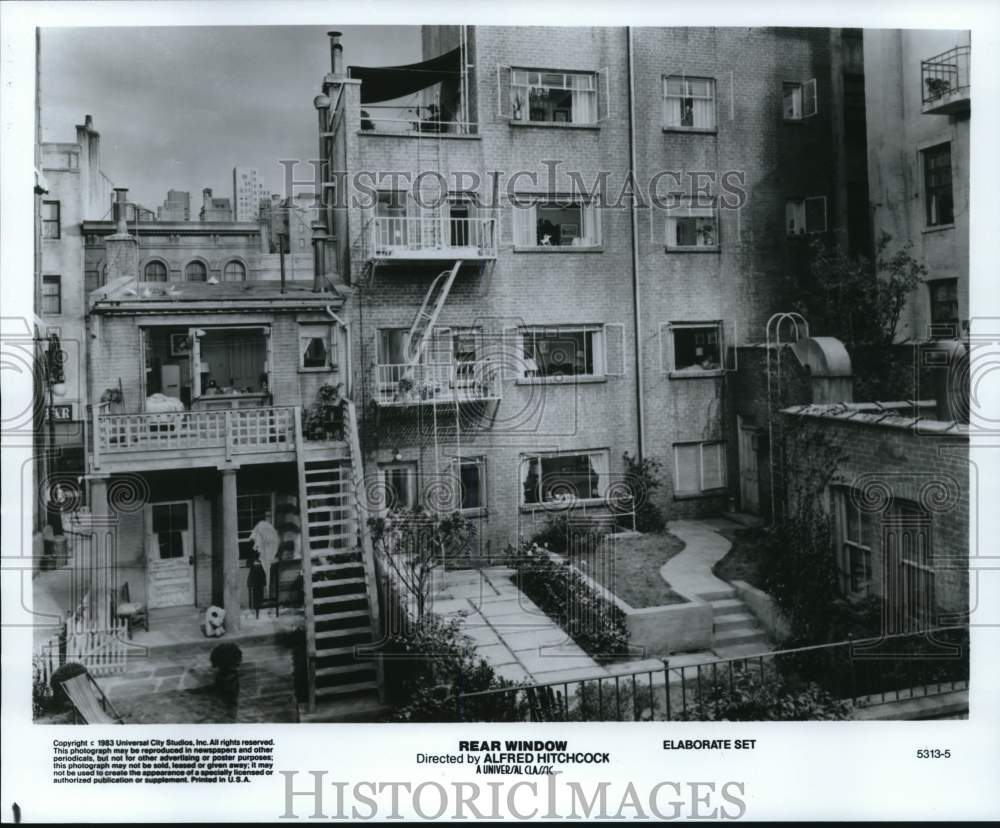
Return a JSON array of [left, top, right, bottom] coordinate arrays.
[[673, 442, 727, 495], [300, 324, 334, 370], [666, 198, 718, 248], [198, 328, 268, 395], [184, 261, 207, 282], [41, 275, 61, 315], [929, 279, 959, 329], [510, 69, 597, 125], [520, 450, 609, 505], [835, 488, 874, 595], [223, 261, 246, 282], [520, 326, 603, 378], [152, 502, 188, 560], [513, 199, 600, 247], [672, 325, 722, 371], [382, 464, 417, 511], [237, 493, 273, 562], [783, 83, 803, 120], [144, 261, 168, 282], [663, 76, 716, 129], [786, 197, 827, 235], [458, 459, 485, 511], [42, 201, 61, 239], [923, 143, 954, 227]]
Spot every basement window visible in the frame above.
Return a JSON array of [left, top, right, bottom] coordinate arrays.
[[671, 324, 722, 372]]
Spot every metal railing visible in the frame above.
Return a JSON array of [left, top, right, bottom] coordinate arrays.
[[921, 45, 970, 106], [452, 626, 969, 721], [374, 360, 502, 406], [359, 104, 478, 136], [368, 216, 498, 259], [95, 406, 296, 461]]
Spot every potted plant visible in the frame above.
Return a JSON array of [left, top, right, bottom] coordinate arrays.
[[302, 383, 345, 440], [397, 375, 415, 403], [210, 642, 243, 706], [925, 77, 951, 101]]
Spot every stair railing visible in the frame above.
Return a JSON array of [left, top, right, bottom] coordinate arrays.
[[294, 406, 318, 712]]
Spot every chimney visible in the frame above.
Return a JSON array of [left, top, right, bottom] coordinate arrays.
[[106, 188, 139, 284], [311, 220, 328, 293], [328, 31, 344, 76], [112, 187, 129, 234]]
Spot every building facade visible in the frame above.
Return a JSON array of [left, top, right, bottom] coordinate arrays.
[[233, 165, 269, 222], [157, 189, 191, 222], [199, 187, 233, 222]]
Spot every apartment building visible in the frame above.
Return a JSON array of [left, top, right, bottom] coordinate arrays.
[[156, 189, 191, 222], [199, 187, 233, 222], [864, 30, 970, 340], [317, 26, 868, 552], [233, 165, 269, 222]]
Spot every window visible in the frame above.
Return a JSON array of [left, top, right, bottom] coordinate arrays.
[[519, 326, 605, 379], [513, 198, 600, 248], [520, 450, 609, 505], [152, 502, 188, 560], [929, 279, 959, 332], [85, 270, 102, 293], [665, 198, 718, 249], [673, 442, 726, 496], [196, 327, 268, 396], [223, 261, 246, 282], [671, 324, 722, 371], [510, 69, 597, 125], [41, 275, 61, 315], [42, 200, 60, 239], [783, 79, 817, 120], [237, 493, 274, 562], [300, 324, 335, 371], [923, 143, 954, 227], [381, 464, 417, 511], [184, 261, 207, 282], [786, 197, 827, 235], [144, 261, 168, 282], [457, 458, 486, 511], [835, 488, 874, 595], [885, 500, 934, 630], [663, 76, 716, 130]]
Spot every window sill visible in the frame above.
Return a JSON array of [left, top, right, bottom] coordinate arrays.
[[668, 369, 724, 379], [664, 246, 720, 254], [662, 127, 718, 135], [513, 245, 604, 254], [673, 488, 727, 501], [516, 375, 607, 386], [922, 223, 955, 235], [298, 366, 338, 374], [520, 497, 607, 513], [459, 507, 488, 519], [509, 120, 600, 131]]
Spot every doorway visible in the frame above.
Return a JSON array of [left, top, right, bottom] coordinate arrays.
[[145, 500, 195, 609]]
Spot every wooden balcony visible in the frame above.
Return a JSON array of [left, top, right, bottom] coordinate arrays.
[[374, 361, 502, 407], [922, 45, 970, 116], [92, 406, 347, 473], [367, 215, 497, 262]]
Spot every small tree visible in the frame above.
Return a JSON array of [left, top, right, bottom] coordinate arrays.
[[622, 451, 666, 533]]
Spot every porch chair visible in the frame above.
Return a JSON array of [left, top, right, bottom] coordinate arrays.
[[115, 581, 148, 637], [58, 670, 124, 725]]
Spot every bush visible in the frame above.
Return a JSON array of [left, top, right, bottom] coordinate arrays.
[[49, 662, 88, 706], [622, 451, 666, 533], [570, 679, 661, 721], [510, 542, 630, 662], [210, 642, 243, 672], [303, 383, 345, 441], [529, 514, 606, 558]]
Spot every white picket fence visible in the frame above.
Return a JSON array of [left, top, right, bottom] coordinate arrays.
[[65, 617, 130, 676]]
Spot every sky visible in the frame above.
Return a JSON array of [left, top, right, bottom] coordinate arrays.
[[39, 26, 422, 211]]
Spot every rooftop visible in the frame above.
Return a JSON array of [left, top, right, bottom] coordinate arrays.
[[90, 279, 346, 312], [782, 401, 968, 436]]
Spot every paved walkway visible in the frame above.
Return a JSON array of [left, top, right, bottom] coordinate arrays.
[[660, 519, 738, 600]]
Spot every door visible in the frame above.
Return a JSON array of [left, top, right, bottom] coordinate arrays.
[[449, 197, 472, 247], [145, 501, 195, 609], [738, 419, 760, 515]]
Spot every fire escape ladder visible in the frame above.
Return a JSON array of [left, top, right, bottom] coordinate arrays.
[[404, 260, 463, 366]]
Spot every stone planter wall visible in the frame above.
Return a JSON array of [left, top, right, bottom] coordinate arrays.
[[731, 580, 791, 643]]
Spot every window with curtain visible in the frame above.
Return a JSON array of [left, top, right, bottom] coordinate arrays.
[[663, 76, 716, 130], [520, 450, 609, 505], [785, 197, 827, 235], [42, 200, 61, 239], [519, 326, 604, 378], [513, 198, 600, 247], [665, 198, 718, 248], [144, 261, 168, 282], [184, 261, 207, 282], [223, 260, 246, 282], [198, 328, 268, 394], [673, 442, 726, 496], [510, 69, 597, 124], [41, 275, 61, 315], [299, 324, 335, 371]]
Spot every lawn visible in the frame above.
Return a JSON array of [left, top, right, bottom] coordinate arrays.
[[572, 531, 687, 609], [713, 526, 769, 591]]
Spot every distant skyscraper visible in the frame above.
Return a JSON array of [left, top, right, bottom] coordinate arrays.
[[233, 166, 268, 222], [157, 189, 190, 221]]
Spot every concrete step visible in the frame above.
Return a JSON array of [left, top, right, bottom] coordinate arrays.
[[315, 679, 379, 698], [314, 625, 372, 641], [713, 627, 768, 648], [713, 612, 758, 632], [709, 598, 746, 616], [314, 663, 377, 678], [711, 641, 773, 660], [699, 589, 737, 602]]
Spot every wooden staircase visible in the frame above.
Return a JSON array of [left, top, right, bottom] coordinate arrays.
[[295, 405, 384, 715]]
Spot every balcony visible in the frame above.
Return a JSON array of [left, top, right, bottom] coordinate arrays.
[[92, 406, 345, 472], [922, 45, 970, 115], [374, 361, 502, 407], [367, 216, 497, 262]]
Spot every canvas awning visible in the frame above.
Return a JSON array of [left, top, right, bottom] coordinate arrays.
[[349, 47, 461, 104]]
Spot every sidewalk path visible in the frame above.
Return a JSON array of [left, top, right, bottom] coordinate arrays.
[[660, 519, 739, 599]]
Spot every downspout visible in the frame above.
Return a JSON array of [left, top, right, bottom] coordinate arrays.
[[626, 27, 646, 461], [326, 306, 352, 399]]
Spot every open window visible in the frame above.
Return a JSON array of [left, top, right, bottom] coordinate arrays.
[[673, 441, 726, 496], [456, 457, 487, 512], [786, 196, 827, 235], [783, 79, 817, 120], [665, 198, 718, 249], [379, 463, 418, 512], [513, 198, 601, 248], [670, 323, 722, 372], [518, 326, 605, 379], [299, 324, 336, 371], [237, 493, 274, 563], [520, 450, 609, 506], [509, 69, 598, 125]]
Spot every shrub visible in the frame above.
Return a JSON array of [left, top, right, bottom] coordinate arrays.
[[529, 514, 606, 558], [570, 679, 661, 722], [510, 542, 630, 662], [210, 642, 243, 672], [622, 451, 666, 533], [303, 383, 346, 441]]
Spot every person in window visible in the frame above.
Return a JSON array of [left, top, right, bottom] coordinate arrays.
[[523, 460, 540, 505], [205, 379, 220, 396]]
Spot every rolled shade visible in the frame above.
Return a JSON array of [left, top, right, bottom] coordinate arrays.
[[349, 47, 461, 104]]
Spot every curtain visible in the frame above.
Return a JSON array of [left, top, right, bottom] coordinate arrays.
[[571, 74, 596, 124], [590, 452, 609, 498], [674, 445, 700, 494], [513, 204, 537, 246], [692, 96, 713, 128]]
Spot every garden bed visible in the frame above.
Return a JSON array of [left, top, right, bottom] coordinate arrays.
[[572, 532, 687, 608]]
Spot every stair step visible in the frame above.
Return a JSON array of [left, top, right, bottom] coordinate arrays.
[[713, 613, 758, 632], [315, 680, 379, 699], [313, 576, 367, 587], [710, 599, 747, 616], [311, 560, 362, 573], [315, 663, 377, 678], [700, 589, 737, 602], [313, 643, 371, 656], [314, 608, 371, 622], [713, 628, 768, 647], [315, 626, 372, 641], [313, 596, 369, 609]]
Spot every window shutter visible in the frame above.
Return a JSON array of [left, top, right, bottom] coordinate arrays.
[[785, 200, 801, 235], [674, 445, 699, 495], [497, 65, 513, 120], [598, 68, 611, 121], [501, 326, 523, 380], [802, 78, 818, 117], [659, 323, 672, 374], [512, 203, 536, 247], [805, 196, 827, 233], [702, 443, 725, 490], [604, 324, 625, 377]]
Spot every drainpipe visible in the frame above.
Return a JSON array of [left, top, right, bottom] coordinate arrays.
[[626, 27, 646, 462], [326, 307, 352, 399]]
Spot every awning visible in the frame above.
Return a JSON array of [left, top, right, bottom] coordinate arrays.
[[349, 47, 461, 104]]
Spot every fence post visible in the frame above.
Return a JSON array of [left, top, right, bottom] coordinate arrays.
[[847, 634, 856, 703], [662, 658, 671, 721]]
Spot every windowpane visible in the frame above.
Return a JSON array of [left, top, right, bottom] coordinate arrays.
[[672, 325, 721, 371], [674, 442, 725, 494], [185, 261, 207, 282], [383, 466, 415, 510], [702, 443, 725, 490], [674, 444, 700, 494], [144, 261, 167, 282], [459, 461, 483, 510], [302, 337, 328, 368], [42, 201, 60, 239], [663, 76, 716, 129], [929, 279, 959, 326], [783, 83, 802, 120], [41, 275, 61, 315], [924, 144, 954, 226], [522, 327, 597, 377], [153, 503, 188, 560], [667, 201, 717, 248], [237, 493, 273, 561], [511, 68, 597, 124], [223, 261, 246, 282]]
